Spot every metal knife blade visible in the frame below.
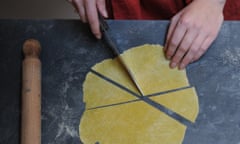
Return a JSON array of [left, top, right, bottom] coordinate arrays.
[[98, 14, 144, 96]]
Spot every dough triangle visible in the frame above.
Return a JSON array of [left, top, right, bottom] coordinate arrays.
[[83, 72, 137, 109], [80, 100, 186, 144], [120, 44, 190, 95], [150, 87, 199, 122]]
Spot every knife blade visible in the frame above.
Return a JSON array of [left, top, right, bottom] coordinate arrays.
[[98, 14, 144, 97]]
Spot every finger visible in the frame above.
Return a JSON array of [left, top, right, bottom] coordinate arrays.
[[165, 19, 188, 60], [72, 0, 87, 22], [170, 29, 198, 69], [96, 0, 108, 18], [164, 14, 180, 52], [193, 36, 213, 61], [179, 49, 195, 70], [179, 33, 206, 69], [85, 0, 101, 39]]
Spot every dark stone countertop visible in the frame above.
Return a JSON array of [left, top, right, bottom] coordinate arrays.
[[0, 20, 240, 144]]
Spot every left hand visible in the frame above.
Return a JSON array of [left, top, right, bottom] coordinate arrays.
[[164, 0, 226, 69]]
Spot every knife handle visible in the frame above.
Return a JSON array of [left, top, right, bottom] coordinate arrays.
[[21, 39, 41, 144]]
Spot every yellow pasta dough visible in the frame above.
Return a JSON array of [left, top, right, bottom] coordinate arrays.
[[79, 44, 199, 144], [83, 73, 137, 109], [92, 44, 189, 96], [80, 100, 186, 144]]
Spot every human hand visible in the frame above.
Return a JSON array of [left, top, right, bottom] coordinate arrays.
[[164, 0, 226, 70], [68, 0, 108, 39]]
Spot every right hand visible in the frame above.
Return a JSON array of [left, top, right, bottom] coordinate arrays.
[[68, 0, 108, 39]]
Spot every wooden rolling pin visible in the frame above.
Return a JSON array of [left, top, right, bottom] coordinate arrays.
[[21, 39, 41, 144]]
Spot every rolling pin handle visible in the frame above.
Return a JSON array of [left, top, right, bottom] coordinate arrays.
[[23, 39, 41, 58]]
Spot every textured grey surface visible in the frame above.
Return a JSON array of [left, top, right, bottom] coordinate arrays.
[[0, 20, 240, 144], [185, 22, 240, 144]]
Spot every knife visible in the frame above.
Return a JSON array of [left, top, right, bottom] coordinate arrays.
[[98, 14, 144, 97]]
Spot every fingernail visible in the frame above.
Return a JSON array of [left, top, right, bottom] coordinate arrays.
[[170, 62, 177, 68], [103, 11, 108, 18], [179, 63, 185, 70], [166, 55, 171, 60], [96, 34, 101, 39]]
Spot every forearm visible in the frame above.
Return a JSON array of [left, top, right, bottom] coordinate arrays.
[[214, 0, 226, 9], [217, 0, 227, 6], [194, 0, 226, 9]]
